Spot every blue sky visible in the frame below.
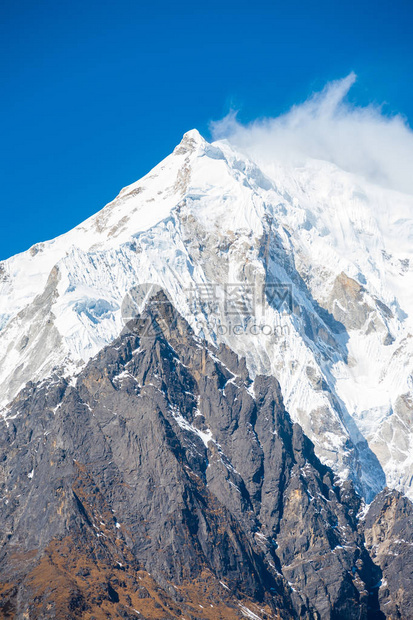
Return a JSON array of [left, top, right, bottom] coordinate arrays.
[[1, 0, 412, 260]]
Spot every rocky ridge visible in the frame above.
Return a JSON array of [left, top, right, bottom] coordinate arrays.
[[1, 293, 412, 619]]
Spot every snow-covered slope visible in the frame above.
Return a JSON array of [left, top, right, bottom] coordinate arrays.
[[1, 129, 413, 501]]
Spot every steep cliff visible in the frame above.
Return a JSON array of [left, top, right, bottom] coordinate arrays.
[[2, 294, 410, 618]]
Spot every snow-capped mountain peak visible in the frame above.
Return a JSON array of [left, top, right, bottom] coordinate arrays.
[[1, 129, 413, 502]]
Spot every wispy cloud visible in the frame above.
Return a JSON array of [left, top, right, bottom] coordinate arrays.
[[211, 74, 413, 195]]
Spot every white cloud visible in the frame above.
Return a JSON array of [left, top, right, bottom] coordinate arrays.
[[210, 74, 413, 195]]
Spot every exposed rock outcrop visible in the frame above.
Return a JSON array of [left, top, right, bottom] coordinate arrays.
[[0, 294, 411, 618], [362, 489, 413, 619]]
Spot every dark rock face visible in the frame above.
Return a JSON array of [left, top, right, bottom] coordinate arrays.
[[362, 489, 413, 619], [0, 293, 411, 618]]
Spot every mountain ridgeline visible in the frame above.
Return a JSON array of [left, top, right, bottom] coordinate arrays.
[[1, 293, 412, 619], [1, 129, 413, 505]]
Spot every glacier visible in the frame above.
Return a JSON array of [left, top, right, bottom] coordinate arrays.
[[1, 128, 413, 502]]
